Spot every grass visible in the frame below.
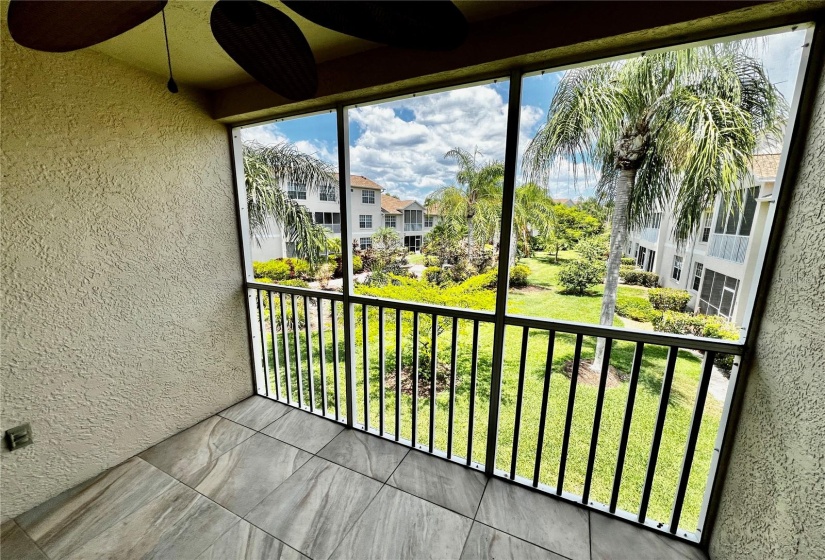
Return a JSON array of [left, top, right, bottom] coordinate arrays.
[[260, 251, 723, 534]]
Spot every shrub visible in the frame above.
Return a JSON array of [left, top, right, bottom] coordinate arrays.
[[619, 265, 636, 280], [316, 263, 333, 289], [575, 234, 609, 261], [615, 295, 658, 322], [621, 257, 636, 266], [557, 259, 604, 294], [623, 269, 660, 287], [352, 255, 363, 273], [423, 266, 447, 285], [509, 264, 531, 287], [253, 259, 290, 280], [277, 279, 310, 288], [653, 312, 740, 370], [648, 288, 691, 312]]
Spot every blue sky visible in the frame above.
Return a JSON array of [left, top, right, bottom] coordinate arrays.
[[241, 28, 807, 203]]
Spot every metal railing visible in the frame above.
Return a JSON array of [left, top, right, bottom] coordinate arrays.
[[708, 234, 749, 263], [247, 280, 743, 543], [404, 223, 423, 231]]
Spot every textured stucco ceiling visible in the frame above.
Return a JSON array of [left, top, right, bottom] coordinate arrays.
[[89, 1, 541, 91]]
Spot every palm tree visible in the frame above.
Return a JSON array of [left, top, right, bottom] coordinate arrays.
[[513, 182, 556, 258], [244, 141, 336, 267], [524, 42, 784, 369], [427, 147, 504, 249]]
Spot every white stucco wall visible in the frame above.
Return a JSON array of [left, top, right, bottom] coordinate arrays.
[[709, 50, 825, 558], [1, 27, 251, 518]]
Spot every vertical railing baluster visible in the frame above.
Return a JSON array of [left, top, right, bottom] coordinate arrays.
[[362, 303, 369, 430], [610, 341, 644, 512], [583, 338, 613, 504], [638, 345, 679, 523], [304, 295, 315, 412], [268, 292, 281, 401], [291, 294, 304, 408], [447, 317, 458, 459], [467, 320, 479, 466], [378, 306, 385, 436], [412, 312, 419, 447], [533, 331, 556, 487], [510, 327, 530, 480], [428, 314, 438, 453], [257, 290, 270, 398], [395, 308, 402, 442], [557, 333, 583, 495], [669, 351, 716, 533], [331, 301, 341, 422], [318, 298, 327, 416], [279, 293, 292, 404]]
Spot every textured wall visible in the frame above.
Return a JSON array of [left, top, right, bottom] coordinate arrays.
[[1, 28, 252, 518], [709, 45, 825, 558]]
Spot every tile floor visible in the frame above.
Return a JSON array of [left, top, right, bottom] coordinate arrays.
[[2, 396, 708, 560]]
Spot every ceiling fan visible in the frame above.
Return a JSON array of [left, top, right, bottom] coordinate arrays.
[[6, 0, 469, 101]]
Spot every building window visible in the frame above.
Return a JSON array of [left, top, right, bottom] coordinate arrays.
[[424, 214, 434, 228], [287, 183, 306, 200], [637, 246, 646, 268], [359, 214, 372, 229], [646, 250, 656, 272], [362, 190, 375, 204], [404, 235, 422, 252], [714, 188, 758, 237], [698, 268, 739, 320], [692, 262, 703, 291], [319, 185, 337, 202], [385, 215, 397, 228], [672, 256, 683, 281], [314, 212, 341, 232], [700, 211, 712, 242], [404, 209, 423, 231], [359, 237, 372, 249]]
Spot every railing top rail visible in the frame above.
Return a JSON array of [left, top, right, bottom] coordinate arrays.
[[505, 313, 744, 355], [246, 281, 345, 301]]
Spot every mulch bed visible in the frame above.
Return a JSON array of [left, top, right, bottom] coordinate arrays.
[[385, 367, 452, 398], [562, 358, 626, 388]]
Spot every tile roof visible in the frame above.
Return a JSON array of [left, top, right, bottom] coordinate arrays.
[[381, 194, 412, 215], [348, 175, 384, 190], [751, 153, 780, 180]]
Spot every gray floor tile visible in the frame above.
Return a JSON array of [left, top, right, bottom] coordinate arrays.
[[590, 513, 707, 560], [387, 450, 487, 517], [460, 522, 565, 560], [1, 520, 48, 560], [182, 433, 312, 517], [219, 396, 292, 431], [245, 456, 382, 560], [317, 429, 409, 482], [330, 485, 472, 560], [63, 482, 239, 560], [139, 415, 255, 480], [16, 457, 176, 558], [197, 520, 309, 560], [476, 479, 590, 560], [261, 409, 344, 453]]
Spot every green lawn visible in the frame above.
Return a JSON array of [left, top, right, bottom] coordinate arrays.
[[261, 252, 722, 534], [406, 253, 426, 266]]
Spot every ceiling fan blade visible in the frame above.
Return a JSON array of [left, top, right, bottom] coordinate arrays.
[[282, 1, 468, 51], [7, 0, 167, 53], [210, 0, 317, 101]]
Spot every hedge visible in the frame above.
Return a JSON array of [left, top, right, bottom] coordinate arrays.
[[621, 257, 636, 266], [615, 295, 658, 322], [648, 288, 691, 312], [252, 258, 311, 281], [653, 311, 739, 370], [623, 269, 660, 287]]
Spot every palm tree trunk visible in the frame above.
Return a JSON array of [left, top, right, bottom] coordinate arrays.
[[467, 216, 474, 251], [593, 167, 635, 370]]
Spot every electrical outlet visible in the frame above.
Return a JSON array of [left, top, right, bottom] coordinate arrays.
[[5, 423, 33, 451]]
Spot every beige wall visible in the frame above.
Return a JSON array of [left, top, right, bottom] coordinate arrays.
[[709, 44, 825, 558], [0, 29, 251, 518]]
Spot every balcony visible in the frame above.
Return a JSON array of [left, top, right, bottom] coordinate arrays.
[[4, 396, 707, 559], [641, 227, 660, 243], [404, 223, 423, 232], [707, 234, 749, 264]]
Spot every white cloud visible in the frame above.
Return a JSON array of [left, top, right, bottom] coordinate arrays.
[[348, 84, 544, 201], [240, 124, 287, 146]]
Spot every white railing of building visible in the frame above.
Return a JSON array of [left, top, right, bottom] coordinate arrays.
[[708, 234, 749, 263], [641, 227, 659, 243]]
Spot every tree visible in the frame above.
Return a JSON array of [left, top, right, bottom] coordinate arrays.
[[426, 147, 504, 249], [244, 141, 336, 267], [524, 43, 783, 369], [545, 204, 603, 262], [513, 182, 556, 258]]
